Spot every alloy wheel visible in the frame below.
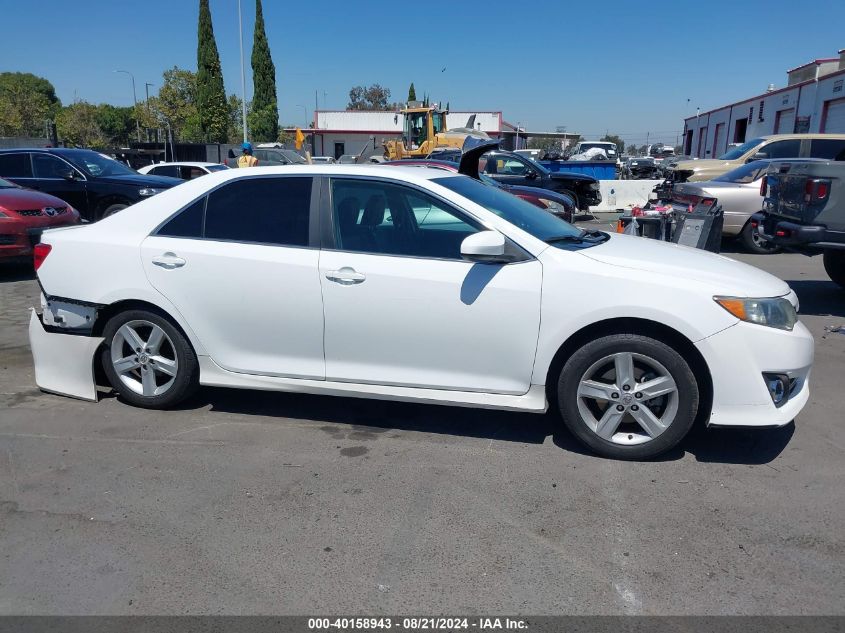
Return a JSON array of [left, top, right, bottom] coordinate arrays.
[[110, 320, 179, 397], [576, 352, 679, 446]]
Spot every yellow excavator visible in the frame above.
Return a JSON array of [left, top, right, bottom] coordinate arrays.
[[383, 103, 490, 160]]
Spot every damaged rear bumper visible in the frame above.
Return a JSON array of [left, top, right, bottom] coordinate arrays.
[[28, 308, 103, 401]]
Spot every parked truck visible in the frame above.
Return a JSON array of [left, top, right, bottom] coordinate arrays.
[[754, 159, 845, 288]]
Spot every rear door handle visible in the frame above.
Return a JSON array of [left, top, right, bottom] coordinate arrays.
[[151, 253, 186, 269], [325, 267, 365, 285]]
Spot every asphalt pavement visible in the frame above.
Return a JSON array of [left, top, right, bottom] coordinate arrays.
[[0, 239, 843, 615]]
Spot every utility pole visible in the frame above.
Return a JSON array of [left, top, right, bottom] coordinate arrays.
[[144, 83, 154, 142], [238, 0, 248, 142], [115, 70, 141, 142]]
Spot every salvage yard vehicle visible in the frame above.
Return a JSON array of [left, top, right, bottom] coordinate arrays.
[[138, 162, 228, 180], [29, 165, 813, 460], [668, 134, 845, 183], [479, 150, 602, 211], [0, 176, 80, 261], [0, 148, 181, 221], [569, 141, 618, 161], [755, 158, 845, 288], [623, 157, 661, 180], [670, 160, 779, 254]]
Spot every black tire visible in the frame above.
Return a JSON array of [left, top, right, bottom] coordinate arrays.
[[739, 221, 781, 254], [556, 333, 700, 460], [823, 250, 845, 289], [102, 203, 129, 219], [100, 309, 198, 409]]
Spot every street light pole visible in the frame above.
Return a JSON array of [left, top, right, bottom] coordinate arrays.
[[115, 70, 141, 142], [238, 0, 249, 142]]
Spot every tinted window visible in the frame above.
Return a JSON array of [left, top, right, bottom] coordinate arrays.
[[762, 139, 801, 159], [204, 177, 311, 246], [33, 154, 73, 179], [810, 139, 845, 160], [179, 166, 206, 180], [718, 138, 765, 160], [150, 165, 179, 178], [0, 153, 32, 177], [331, 179, 480, 259], [158, 198, 205, 238]]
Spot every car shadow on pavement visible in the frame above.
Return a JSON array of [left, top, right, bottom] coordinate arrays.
[[784, 279, 845, 318], [0, 262, 35, 283], [182, 387, 793, 464]]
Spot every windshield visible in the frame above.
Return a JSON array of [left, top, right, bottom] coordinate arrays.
[[479, 173, 502, 188], [433, 176, 583, 241], [0, 177, 17, 188], [718, 138, 765, 160], [713, 160, 769, 184], [62, 150, 136, 177], [206, 164, 228, 172], [580, 143, 616, 153], [280, 150, 306, 164]]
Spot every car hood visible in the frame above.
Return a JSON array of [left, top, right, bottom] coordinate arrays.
[[0, 187, 69, 210], [577, 233, 790, 297], [95, 173, 182, 188], [550, 172, 596, 183]]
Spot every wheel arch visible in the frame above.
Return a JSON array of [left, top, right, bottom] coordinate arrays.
[[544, 317, 713, 426], [92, 299, 198, 353]]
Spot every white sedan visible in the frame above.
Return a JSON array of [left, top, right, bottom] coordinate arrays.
[[28, 165, 813, 459], [137, 162, 228, 180]]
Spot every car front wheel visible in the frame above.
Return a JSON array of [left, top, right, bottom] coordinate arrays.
[[101, 309, 198, 409], [557, 333, 700, 460]]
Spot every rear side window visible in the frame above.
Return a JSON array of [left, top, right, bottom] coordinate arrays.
[[158, 198, 205, 238], [810, 139, 845, 160], [0, 153, 32, 177], [204, 177, 311, 246], [150, 165, 179, 178]]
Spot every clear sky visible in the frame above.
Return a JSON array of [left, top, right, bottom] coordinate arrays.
[[2, 0, 844, 146]]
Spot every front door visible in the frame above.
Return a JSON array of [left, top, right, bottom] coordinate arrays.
[[30, 153, 90, 216], [141, 175, 325, 379], [481, 154, 536, 188], [319, 177, 542, 394]]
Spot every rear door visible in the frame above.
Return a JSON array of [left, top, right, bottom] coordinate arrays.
[[319, 176, 542, 394], [141, 175, 325, 379]]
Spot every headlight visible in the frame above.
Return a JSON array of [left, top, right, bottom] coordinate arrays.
[[138, 188, 165, 197], [539, 198, 565, 213], [589, 182, 600, 191], [714, 296, 797, 331]]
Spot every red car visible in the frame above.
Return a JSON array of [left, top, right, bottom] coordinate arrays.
[[0, 177, 81, 262]]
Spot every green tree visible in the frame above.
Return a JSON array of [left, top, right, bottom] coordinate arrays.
[[0, 72, 61, 137], [407, 82, 416, 102], [94, 104, 135, 145], [196, 0, 228, 142], [148, 67, 202, 142], [248, 0, 278, 141], [56, 101, 107, 147], [227, 93, 246, 144], [347, 84, 392, 111], [600, 133, 625, 154]]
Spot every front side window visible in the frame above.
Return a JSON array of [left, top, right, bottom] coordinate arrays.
[[33, 154, 74, 179], [718, 138, 765, 160], [157, 177, 312, 246], [762, 139, 801, 159], [63, 150, 135, 177], [810, 139, 845, 160], [331, 178, 480, 259], [0, 153, 32, 178]]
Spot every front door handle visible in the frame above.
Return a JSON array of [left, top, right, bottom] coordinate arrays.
[[325, 267, 365, 285], [151, 252, 186, 269]]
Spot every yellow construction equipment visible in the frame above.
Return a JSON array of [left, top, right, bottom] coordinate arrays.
[[383, 103, 489, 160]]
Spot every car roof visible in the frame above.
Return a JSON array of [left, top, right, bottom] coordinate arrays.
[[145, 162, 219, 167], [201, 164, 460, 183], [759, 133, 845, 140]]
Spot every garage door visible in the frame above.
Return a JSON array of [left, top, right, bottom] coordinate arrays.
[[823, 99, 845, 133], [774, 108, 796, 134]]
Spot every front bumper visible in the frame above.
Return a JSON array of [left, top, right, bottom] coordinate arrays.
[[695, 319, 814, 427], [28, 309, 103, 401]]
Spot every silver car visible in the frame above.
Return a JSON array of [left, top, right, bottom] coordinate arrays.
[[670, 160, 778, 254]]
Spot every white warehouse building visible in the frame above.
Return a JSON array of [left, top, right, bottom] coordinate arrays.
[[682, 49, 845, 159], [303, 110, 503, 159]]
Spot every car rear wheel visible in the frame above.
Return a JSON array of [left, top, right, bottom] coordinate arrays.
[[823, 250, 845, 289], [739, 221, 781, 254], [101, 309, 198, 409], [557, 333, 699, 460]]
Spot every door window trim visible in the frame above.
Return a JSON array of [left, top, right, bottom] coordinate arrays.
[[321, 175, 532, 263], [150, 174, 321, 249], [30, 153, 87, 181], [0, 151, 34, 179]]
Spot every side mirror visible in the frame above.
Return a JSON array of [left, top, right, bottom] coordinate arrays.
[[61, 169, 77, 181], [460, 231, 507, 263], [525, 169, 538, 179], [747, 151, 767, 163]]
